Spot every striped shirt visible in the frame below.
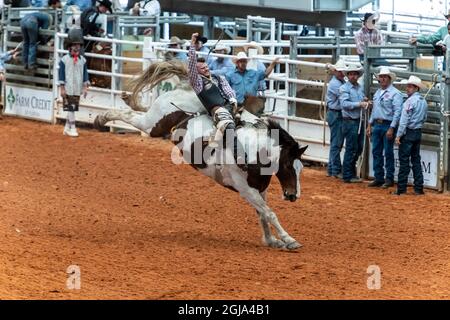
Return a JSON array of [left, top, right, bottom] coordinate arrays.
[[354, 26, 384, 55], [188, 45, 236, 100]]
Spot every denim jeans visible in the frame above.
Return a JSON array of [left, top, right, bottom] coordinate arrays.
[[371, 122, 395, 183], [326, 110, 344, 176], [21, 16, 39, 67], [342, 119, 364, 181], [398, 129, 424, 193]]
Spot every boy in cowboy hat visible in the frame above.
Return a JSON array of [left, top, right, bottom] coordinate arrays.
[[393, 76, 428, 195], [354, 12, 383, 63], [208, 44, 233, 76], [58, 30, 90, 137], [366, 67, 404, 189], [339, 63, 370, 183], [325, 59, 347, 179]]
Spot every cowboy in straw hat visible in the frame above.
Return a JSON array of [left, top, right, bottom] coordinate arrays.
[[354, 12, 383, 63], [164, 36, 187, 62], [411, 9, 450, 45], [338, 63, 369, 184], [243, 41, 267, 91], [366, 67, 403, 189], [208, 44, 234, 76], [243, 41, 264, 55], [325, 58, 348, 179], [225, 51, 279, 105], [393, 75, 428, 196]]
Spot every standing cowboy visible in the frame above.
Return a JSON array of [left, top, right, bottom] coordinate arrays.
[[58, 28, 90, 137], [393, 76, 428, 196], [366, 67, 404, 188], [208, 44, 234, 76], [80, 0, 113, 39], [354, 12, 384, 64], [339, 63, 370, 183], [325, 59, 347, 179], [188, 33, 246, 168]]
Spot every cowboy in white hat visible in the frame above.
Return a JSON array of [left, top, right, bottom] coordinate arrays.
[[225, 51, 279, 105], [325, 59, 347, 179], [208, 44, 234, 76], [339, 63, 369, 183], [243, 41, 267, 92], [393, 75, 428, 196], [366, 67, 403, 189], [354, 12, 383, 63]]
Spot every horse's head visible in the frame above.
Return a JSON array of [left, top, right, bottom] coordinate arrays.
[[268, 121, 308, 202]]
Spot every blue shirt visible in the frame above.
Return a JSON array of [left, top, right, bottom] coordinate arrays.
[[326, 76, 345, 111], [32, 0, 48, 6], [397, 92, 428, 138], [65, 0, 94, 11], [339, 81, 366, 119], [225, 68, 266, 104], [208, 57, 234, 76], [369, 85, 404, 128], [174, 52, 188, 62]]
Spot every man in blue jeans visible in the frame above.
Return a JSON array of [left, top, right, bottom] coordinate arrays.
[[366, 67, 404, 188], [325, 59, 347, 178], [339, 64, 369, 183], [394, 76, 428, 196], [20, 0, 61, 73]]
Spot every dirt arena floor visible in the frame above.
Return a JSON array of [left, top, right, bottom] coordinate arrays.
[[0, 117, 449, 300]]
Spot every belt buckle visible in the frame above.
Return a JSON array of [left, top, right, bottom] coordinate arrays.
[[376, 119, 383, 124]]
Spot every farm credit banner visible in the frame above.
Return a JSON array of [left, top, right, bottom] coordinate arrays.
[[4, 84, 54, 122]]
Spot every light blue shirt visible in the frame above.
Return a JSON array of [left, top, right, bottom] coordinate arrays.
[[174, 52, 188, 62], [0, 52, 13, 73], [369, 85, 404, 128], [326, 76, 345, 111], [32, 0, 48, 7], [209, 57, 234, 76], [397, 92, 428, 138], [225, 68, 266, 104], [339, 81, 366, 119]]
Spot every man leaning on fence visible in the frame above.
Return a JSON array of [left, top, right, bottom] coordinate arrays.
[[366, 67, 403, 189]]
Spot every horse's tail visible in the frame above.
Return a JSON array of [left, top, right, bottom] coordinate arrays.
[[130, 60, 189, 109]]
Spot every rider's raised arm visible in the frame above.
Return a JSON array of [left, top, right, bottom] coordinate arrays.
[[188, 38, 203, 94]]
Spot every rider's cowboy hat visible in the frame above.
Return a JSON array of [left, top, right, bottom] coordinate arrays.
[[401, 75, 427, 90], [96, 0, 113, 13], [168, 36, 185, 46], [213, 44, 231, 54], [343, 63, 364, 76], [376, 67, 396, 81], [195, 35, 208, 45], [233, 51, 249, 63], [243, 41, 264, 55], [362, 12, 380, 30]]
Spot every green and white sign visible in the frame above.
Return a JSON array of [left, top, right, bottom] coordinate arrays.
[[4, 85, 54, 122]]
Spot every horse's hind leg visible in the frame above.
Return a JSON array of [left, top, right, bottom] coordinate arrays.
[[94, 110, 149, 134]]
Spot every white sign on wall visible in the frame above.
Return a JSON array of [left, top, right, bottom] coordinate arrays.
[[3, 84, 54, 123], [368, 146, 439, 188]]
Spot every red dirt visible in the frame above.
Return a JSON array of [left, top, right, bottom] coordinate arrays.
[[0, 117, 449, 299]]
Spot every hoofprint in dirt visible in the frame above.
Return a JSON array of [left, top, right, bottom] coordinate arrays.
[[0, 118, 449, 299]]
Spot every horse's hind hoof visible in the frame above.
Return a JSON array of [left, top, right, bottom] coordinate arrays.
[[285, 241, 302, 250], [93, 116, 109, 132]]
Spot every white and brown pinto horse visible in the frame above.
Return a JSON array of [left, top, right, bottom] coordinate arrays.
[[94, 61, 308, 250]]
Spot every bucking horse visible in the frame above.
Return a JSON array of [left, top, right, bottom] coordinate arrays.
[[94, 60, 308, 250]]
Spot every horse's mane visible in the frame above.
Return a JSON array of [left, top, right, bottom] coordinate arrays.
[[130, 60, 189, 109], [266, 120, 299, 148]]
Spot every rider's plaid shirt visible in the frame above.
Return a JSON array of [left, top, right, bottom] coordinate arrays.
[[188, 45, 236, 100]]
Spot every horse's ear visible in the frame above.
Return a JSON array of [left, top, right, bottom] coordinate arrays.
[[297, 145, 308, 158]]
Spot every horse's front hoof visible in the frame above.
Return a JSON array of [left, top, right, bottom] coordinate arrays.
[[285, 241, 302, 251], [267, 239, 285, 249], [93, 116, 109, 132]]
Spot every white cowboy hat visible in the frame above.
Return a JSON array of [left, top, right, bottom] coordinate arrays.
[[213, 44, 231, 54], [343, 63, 364, 76], [376, 67, 396, 81], [362, 12, 380, 30], [326, 59, 348, 72], [233, 51, 249, 63], [243, 41, 264, 55], [402, 75, 427, 90]]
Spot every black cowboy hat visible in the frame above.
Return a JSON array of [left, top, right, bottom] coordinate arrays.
[[96, 0, 113, 13], [195, 35, 208, 45]]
